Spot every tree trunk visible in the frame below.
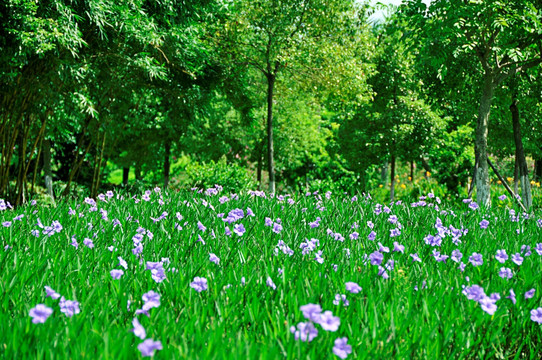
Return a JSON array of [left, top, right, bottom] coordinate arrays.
[[135, 163, 142, 181], [510, 97, 532, 209], [420, 156, 431, 178], [535, 157, 542, 182], [43, 138, 54, 201], [475, 73, 494, 207], [257, 148, 263, 190], [380, 162, 388, 184], [122, 167, 130, 186], [513, 157, 519, 195], [266, 74, 276, 194], [163, 140, 171, 189], [410, 161, 414, 181], [390, 154, 396, 202]]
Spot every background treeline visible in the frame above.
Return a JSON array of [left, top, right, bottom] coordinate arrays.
[[1, 0, 542, 208]]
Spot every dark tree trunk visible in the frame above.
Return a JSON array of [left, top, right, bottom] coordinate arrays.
[[390, 154, 396, 202], [510, 97, 532, 209], [475, 73, 494, 207], [267, 74, 276, 193], [163, 141, 171, 189], [122, 167, 129, 186], [135, 163, 142, 181], [43, 138, 54, 201], [410, 161, 414, 181], [420, 156, 431, 178], [535, 157, 542, 182]]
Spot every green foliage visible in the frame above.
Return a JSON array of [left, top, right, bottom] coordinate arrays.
[[183, 158, 256, 192], [428, 125, 475, 195]]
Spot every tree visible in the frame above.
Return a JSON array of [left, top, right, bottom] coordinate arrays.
[[424, 0, 542, 207], [210, 0, 371, 193]]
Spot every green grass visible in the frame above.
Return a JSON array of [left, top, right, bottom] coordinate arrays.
[[1, 189, 541, 359]]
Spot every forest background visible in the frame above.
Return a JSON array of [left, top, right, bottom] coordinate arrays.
[[1, 0, 542, 209]]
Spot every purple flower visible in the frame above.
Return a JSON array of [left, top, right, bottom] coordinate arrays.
[[377, 266, 389, 279], [451, 250, 462, 263], [389, 228, 401, 237], [266, 276, 277, 290], [468, 252, 483, 267], [479, 219, 489, 229], [495, 249, 508, 263], [507, 289, 517, 305], [458, 262, 466, 272], [209, 253, 220, 265], [83, 238, 94, 249], [272, 223, 283, 234], [333, 294, 349, 307], [300, 304, 322, 322], [479, 296, 498, 315], [345, 282, 362, 294], [118, 256, 128, 270], [142, 291, 161, 309], [498, 194, 507, 201], [265, 217, 273, 226], [317, 310, 340, 332], [535, 243, 542, 256], [190, 277, 208, 292], [511, 253, 524, 266], [368, 231, 376, 241], [410, 253, 421, 262], [463, 285, 485, 301], [110, 269, 124, 279], [45, 286, 61, 300], [498, 267, 513, 279], [525, 288, 535, 299], [378, 243, 390, 253], [315, 250, 324, 264], [137, 339, 162, 357], [59, 297, 80, 317], [290, 322, 318, 342], [333, 337, 352, 359], [197, 221, 206, 232], [369, 251, 383, 266], [531, 308, 542, 324], [131, 318, 146, 339], [29, 304, 53, 324], [393, 242, 405, 253], [233, 224, 246, 236]]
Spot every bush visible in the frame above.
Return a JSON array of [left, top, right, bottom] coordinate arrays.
[[182, 157, 256, 193]]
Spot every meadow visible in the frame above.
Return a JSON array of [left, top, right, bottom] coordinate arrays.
[[1, 187, 542, 359]]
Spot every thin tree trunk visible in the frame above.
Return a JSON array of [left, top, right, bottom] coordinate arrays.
[[43, 139, 54, 201], [410, 161, 414, 181], [535, 157, 542, 182], [267, 73, 276, 194], [390, 154, 396, 202], [257, 150, 263, 190], [163, 140, 171, 189], [123, 167, 130, 186], [475, 73, 494, 207], [510, 97, 532, 209], [381, 162, 388, 184], [420, 156, 431, 178], [513, 157, 519, 195], [135, 163, 142, 181]]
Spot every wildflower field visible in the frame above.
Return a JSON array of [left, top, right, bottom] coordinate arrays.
[[1, 188, 542, 359]]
